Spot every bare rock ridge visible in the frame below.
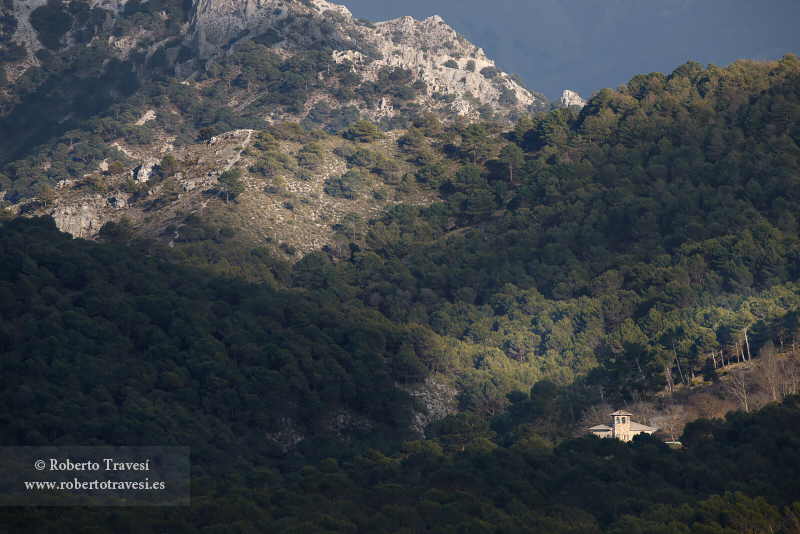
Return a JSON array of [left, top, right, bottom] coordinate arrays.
[[45, 130, 252, 240], [560, 90, 586, 108], [340, 13, 543, 118], [183, 0, 584, 112], [7, 0, 579, 119], [183, 0, 547, 118]]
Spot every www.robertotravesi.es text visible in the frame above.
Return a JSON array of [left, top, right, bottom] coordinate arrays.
[[24, 479, 166, 490]]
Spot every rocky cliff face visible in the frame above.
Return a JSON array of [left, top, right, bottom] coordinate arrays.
[[8, 0, 545, 120], [334, 13, 541, 119], [188, 0, 356, 59], [50, 193, 111, 239], [182, 0, 544, 120], [43, 129, 252, 240], [560, 89, 586, 109], [400, 377, 458, 437]]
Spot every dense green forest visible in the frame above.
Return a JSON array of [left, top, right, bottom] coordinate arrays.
[[0, 216, 427, 459], [3, 218, 800, 532]]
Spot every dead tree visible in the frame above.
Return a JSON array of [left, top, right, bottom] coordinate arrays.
[[726, 368, 755, 412]]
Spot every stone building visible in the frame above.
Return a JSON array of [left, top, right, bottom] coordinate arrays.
[[589, 410, 656, 442]]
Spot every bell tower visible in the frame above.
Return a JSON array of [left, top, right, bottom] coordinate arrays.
[[610, 410, 633, 441]]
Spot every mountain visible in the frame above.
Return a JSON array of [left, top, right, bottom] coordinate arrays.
[[3, 0, 800, 531], [185, 0, 543, 117], [0, 0, 553, 202]]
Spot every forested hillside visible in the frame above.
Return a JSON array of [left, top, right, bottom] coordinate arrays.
[[3, 219, 800, 533], [10, 54, 800, 422], [0, 215, 433, 460], [163, 54, 800, 419]]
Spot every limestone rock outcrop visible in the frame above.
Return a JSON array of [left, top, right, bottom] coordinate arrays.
[[50, 196, 108, 239], [182, 0, 544, 119], [133, 158, 160, 184], [399, 377, 458, 438], [560, 89, 586, 109], [9, 0, 545, 119]]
